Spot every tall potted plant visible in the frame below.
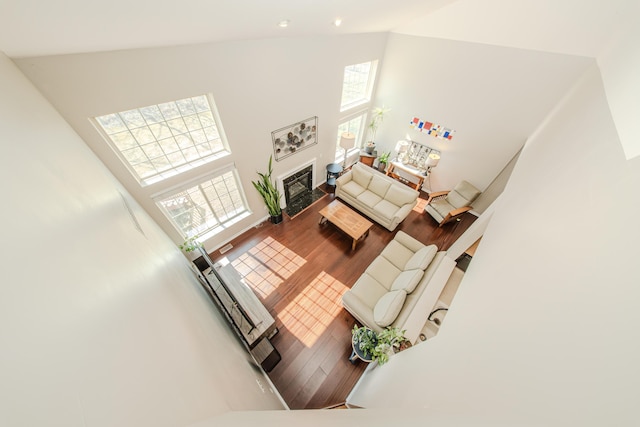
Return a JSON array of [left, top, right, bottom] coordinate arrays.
[[366, 106, 390, 154], [252, 155, 283, 224]]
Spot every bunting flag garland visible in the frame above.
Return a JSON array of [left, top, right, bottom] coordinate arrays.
[[409, 117, 455, 140]]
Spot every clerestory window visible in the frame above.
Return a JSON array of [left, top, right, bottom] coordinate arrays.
[[339, 61, 378, 112], [94, 94, 228, 186], [336, 60, 378, 162]]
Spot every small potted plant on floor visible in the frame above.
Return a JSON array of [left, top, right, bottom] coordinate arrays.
[[377, 151, 390, 172], [252, 155, 283, 224], [351, 325, 407, 365]]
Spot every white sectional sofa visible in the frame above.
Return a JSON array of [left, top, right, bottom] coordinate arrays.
[[335, 162, 419, 231], [341, 231, 446, 335]]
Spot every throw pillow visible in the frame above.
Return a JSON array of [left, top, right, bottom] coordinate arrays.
[[373, 289, 407, 327], [405, 245, 438, 270], [391, 269, 425, 294]]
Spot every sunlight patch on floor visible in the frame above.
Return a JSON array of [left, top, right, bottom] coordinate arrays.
[[413, 195, 428, 213], [279, 271, 348, 348], [231, 236, 306, 299]]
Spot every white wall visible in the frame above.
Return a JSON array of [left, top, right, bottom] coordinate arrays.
[[0, 52, 284, 427], [394, 0, 640, 162], [371, 34, 593, 193], [597, 3, 640, 160], [14, 34, 388, 252], [348, 63, 640, 425]]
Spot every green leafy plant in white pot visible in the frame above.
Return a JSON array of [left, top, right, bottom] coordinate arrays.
[[252, 155, 283, 224], [352, 325, 407, 365]]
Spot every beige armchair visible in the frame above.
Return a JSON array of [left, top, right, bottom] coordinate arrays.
[[424, 180, 481, 226]]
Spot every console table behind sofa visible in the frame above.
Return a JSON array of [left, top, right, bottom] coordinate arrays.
[[386, 161, 425, 191]]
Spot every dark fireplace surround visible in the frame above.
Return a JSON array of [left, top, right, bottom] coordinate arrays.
[[283, 165, 313, 206], [282, 164, 325, 217]]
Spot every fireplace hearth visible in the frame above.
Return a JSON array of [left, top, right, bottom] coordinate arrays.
[[282, 164, 326, 218]]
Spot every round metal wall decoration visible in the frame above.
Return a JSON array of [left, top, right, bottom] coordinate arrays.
[[271, 116, 318, 161]]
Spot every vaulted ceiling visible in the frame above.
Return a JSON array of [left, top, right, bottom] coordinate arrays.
[[0, 0, 635, 58]]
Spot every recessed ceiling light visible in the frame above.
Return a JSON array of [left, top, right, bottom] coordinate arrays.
[[278, 20, 290, 28], [334, 18, 343, 27]]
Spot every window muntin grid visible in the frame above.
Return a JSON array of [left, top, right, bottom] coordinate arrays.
[[95, 95, 227, 186], [340, 61, 377, 112], [335, 113, 366, 159], [155, 169, 248, 238]]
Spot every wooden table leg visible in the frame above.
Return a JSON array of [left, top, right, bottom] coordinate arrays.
[[352, 228, 370, 251]]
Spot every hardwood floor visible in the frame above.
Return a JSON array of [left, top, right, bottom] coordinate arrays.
[[208, 185, 475, 409]]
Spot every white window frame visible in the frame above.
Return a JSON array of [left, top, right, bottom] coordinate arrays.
[[153, 164, 250, 240], [339, 60, 378, 112], [335, 111, 367, 161], [92, 94, 229, 187], [336, 60, 379, 163]]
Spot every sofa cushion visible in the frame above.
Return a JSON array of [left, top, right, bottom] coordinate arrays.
[[385, 186, 419, 207], [391, 269, 424, 294], [373, 290, 407, 327], [357, 190, 383, 207], [448, 180, 481, 208], [405, 245, 438, 270], [445, 190, 469, 210], [429, 198, 455, 218], [341, 180, 366, 198], [368, 175, 391, 198], [373, 199, 399, 220], [365, 257, 402, 290], [352, 165, 373, 188], [350, 274, 389, 308], [380, 239, 416, 270]]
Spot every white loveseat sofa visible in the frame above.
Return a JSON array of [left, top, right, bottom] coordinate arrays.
[[335, 162, 419, 231], [341, 231, 446, 334]]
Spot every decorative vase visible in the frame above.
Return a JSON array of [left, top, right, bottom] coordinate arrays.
[[365, 143, 375, 154]]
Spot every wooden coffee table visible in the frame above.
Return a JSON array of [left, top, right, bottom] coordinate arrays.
[[319, 200, 373, 251]]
